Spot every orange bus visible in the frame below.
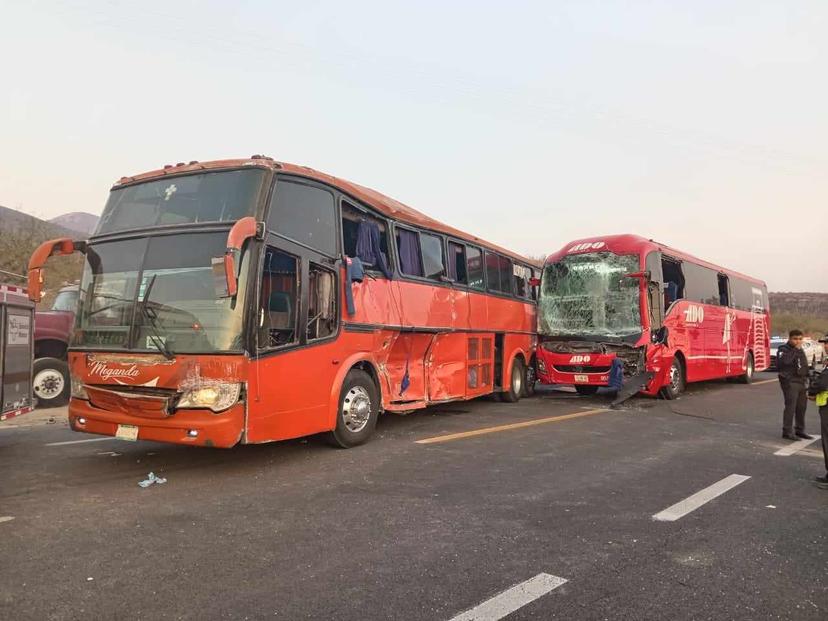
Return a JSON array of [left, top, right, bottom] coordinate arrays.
[[28, 157, 539, 448]]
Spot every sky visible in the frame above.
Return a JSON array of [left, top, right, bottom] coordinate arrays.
[[1, 0, 826, 292]]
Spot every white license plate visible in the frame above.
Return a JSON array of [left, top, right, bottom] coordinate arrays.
[[115, 424, 139, 442], [574, 374, 589, 383]]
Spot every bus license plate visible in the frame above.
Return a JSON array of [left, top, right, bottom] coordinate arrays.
[[574, 374, 589, 383], [116, 424, 139, 442]]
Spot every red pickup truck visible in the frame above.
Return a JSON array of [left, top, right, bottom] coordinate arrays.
[[33, 285, 77, 407]]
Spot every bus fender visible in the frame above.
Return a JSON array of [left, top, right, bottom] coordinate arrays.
[[326, 354, 383, 430]]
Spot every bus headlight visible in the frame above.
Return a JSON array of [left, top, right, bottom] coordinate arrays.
[[71, 376, 89, 400], [177, 382, 241, 412]]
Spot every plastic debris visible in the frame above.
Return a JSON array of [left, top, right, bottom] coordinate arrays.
[[766, 504, 777, 509], [138, 472, 167, 488]]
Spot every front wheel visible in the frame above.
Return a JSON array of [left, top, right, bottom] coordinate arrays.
[[33, 357, 70, 407], [501, 358, 525, 403], [660, 356, 685, 399], [326, 369, 379, 448], [737, 352, 755, 384], [574, 385, 599, 396]]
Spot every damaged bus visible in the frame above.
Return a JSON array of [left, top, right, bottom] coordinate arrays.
[[27, 156, 539, 448], [535, 234, 770, 400]]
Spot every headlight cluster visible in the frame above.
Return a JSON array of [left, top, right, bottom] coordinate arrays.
[[177, 382, 241, 413], [71, 375, 88, 400]]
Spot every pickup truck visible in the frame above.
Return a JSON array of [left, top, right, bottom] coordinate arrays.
[[33, 285, 77, 407]]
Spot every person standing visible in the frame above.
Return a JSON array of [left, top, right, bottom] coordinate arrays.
[[808, 335, 828, 489], [777, 329, 812, 440]]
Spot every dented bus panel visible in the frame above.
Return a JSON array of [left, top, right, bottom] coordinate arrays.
[[536, 234, 770, 399]]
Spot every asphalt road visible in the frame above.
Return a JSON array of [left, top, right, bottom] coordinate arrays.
[[1, 372, 826, 620]]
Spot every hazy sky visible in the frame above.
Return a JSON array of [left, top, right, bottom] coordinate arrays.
[[1, 1, 826, 291]]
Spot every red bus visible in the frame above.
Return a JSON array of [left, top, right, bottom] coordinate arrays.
[[28, 157, 539, 448], [535, 234, 770, 399]]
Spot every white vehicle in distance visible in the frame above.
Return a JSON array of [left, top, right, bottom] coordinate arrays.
[[802, 338, 826, 368], [768, 336, 787, 370]]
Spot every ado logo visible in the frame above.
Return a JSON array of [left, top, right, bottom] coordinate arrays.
[[683, 305, 705, 324], [568, 241, 606, 253], [569, 355, 592, 363]]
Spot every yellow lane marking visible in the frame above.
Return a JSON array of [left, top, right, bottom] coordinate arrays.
[[752, 379, 777, 386], [416, 408, 611, 445]]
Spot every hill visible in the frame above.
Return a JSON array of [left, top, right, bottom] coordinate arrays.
[[49, 212, 99, 235], [768, 292, 828, 337], [0, 205, 85, 306]]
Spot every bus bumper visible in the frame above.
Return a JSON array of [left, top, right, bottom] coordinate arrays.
[[67, 398, 245, 448], [536, 351, 614, 387]]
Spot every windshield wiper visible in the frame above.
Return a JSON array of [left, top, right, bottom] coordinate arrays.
[[138, 274, 174, 360]]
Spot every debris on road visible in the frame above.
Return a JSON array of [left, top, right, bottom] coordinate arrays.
[[138, 472, 167, 488]]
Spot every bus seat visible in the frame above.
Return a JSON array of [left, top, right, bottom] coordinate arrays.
[[267, 291, 292, 329]]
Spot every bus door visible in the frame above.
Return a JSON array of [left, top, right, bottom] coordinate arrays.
[[247, 235, 342, 443]]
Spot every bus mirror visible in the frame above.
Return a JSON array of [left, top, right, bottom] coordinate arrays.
[[529, 277, 541, 287], [27, 238, 86, 303], [218, 217, 262, 298]]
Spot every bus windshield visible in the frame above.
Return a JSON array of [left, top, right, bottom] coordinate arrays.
[[539, 252, 642, 340], [73, 231, 249, 353], [96, 169, 266, 235]]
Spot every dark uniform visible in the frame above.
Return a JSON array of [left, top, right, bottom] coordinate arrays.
[[777, 342, 809, 437], [807, 353, 828, 482]]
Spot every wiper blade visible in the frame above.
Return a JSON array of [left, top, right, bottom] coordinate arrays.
[[138, 275, 174, 360]]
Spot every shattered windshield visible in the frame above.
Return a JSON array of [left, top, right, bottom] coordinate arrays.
[[74, 232, 249, 353], [539, 252, 642, 340]]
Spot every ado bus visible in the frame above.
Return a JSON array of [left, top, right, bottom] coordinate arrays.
[[535, 234, 770, 399], [28, 156, 539, 448]]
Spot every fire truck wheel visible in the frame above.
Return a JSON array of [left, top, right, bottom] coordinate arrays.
[[327, 369, 379, 448], [501, 358, 525, 403], [660, 357, 685, 400], [574, 385, 599, 396], [737, 352, 755, 384], [33, 358, 70, 408]]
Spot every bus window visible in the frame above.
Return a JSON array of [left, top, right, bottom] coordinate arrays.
[[447, 241, 467, 283], [421, 233, 445, 280], [661, 257, 684, 310], [259, 247, 299, 349], [307, 264, 336, 341], [485, 252, 513, 294], [396, 228, 423, 277], [268, 179, 337, 257], [683, 262, 720, 305], [718, 273, 730, 306], [466, 247, 484, 290], [513, 264, 531, 299], [341, 201, 390, 272]]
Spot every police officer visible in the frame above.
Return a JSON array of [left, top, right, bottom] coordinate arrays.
[[808, 335, 828, 489], [777, 329, 812, 440]]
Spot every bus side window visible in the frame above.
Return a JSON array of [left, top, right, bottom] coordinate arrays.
[[447, 241, 467, 283], [341, 201, 389, 273], [661, 258, 684, 310], [466, 246, 484, 290], [258, 247, 299, 349], [717, 274, 730, 306], [307, 263, 337, 341]]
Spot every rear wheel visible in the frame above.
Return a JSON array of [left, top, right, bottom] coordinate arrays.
[[737, 352, 755, 384], [660, 356, 685, 399], [522, 361, 537, 398], [574, 385, 599, 396], [501, 358, 525, 403], [326, 369, 379, 448], [33, 358, 70, 408]]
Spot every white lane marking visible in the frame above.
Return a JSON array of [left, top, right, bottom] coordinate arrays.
[[45, 437, 116, 447], [448, 573, 567, 621], [0, 516, 14, 524], [774, 435, 821, 456], [653, 474, 750, 522]]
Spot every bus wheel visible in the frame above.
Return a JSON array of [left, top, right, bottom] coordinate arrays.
[[660, 357, 685, 400], [574, 385, 599, 396], [523, 362, 537, 398], [501, 358, 525, 403], [327, 369, 379, 448], [33, 357, 70, 408], [737, 352, 754, 384]]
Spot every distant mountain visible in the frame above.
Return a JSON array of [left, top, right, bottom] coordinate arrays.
[[0, 205, 84, 305], [768, 292, 828, 337], [49, 211, 99, 235]]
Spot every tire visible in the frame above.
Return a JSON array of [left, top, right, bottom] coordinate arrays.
[[33, 357, 70, 408], [737, 352, 755, 384], [522, 361, 537, 398], [501, 358, 525, 403], [326, 369, 379, 448], [574, 385, 600, 396], [660, 356, 685, 400]]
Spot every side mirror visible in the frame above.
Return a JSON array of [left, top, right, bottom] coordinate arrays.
[[27, 238, 86, 303], [651, 326, 669, 345], [214, 217, 262, 298]]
